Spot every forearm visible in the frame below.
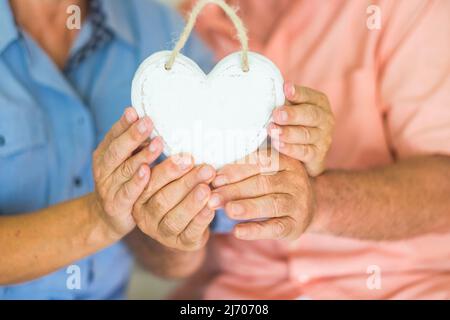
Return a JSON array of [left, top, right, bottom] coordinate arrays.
[[125, 228, 205, 279], [0, 193, 118, 285], [310, 155, 450, 240]]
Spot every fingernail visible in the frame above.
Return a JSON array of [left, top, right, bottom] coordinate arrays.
[[149, 139, 159, 153], [235, 227, 248, 239], [124, 108, 137, 124], [279, 110, 288, 122], [230, 203, 245, 217], [269, 123, 282, 137], [284, 82, 295, 99], [198, 165, 214, 180], [138, 166, 147, 178], [137, 118, 149, 134], [272, 139, 285, 149], [195, 186, 209, 201], [175, 155, 193, 170], [213, 175, 228, 187], [207, 193, 222, 209]]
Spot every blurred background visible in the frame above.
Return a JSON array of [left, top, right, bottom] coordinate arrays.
[[127, 0, 184, 300]]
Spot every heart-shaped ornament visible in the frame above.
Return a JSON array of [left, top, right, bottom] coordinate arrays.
[[131, 0, 284, 168], [131, 50, 284, 168]]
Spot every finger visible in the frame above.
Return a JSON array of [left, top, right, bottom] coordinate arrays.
[[157, 184, 211, 238], [268, 122, 322, 144], [284, 82, 329, 106], [102, 116, 153, 176], [97, 107, 138, 154], [178, 207, 214, 251], [144, 164, 215, 219], [271, 141, 325, 176], [273, 104, 324, 127], [212, 150, 287, 188], [111, 136, 163, 186], [225, 193, 292, 220], [233, 216, 297, 241], [272, 140, 318, 163], [210, 171, 291, 208], [113, 164, 151, 215]]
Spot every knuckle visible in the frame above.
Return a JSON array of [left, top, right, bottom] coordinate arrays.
[[317, 92, 329, 106], [298, 87, 308, 100], [159, 217, 181, 238], [269, 195, 283, 217], [106, 143, 120, 163], [273, 219, 289, 239], [252, 222, 265, 236], [270, 174, 283, 190], [308, 105, 321, 124], [302, 127, 311, 143], [176, 236, 201, 251], [149, 191, 168, 215], [179, 229, 199, 247], [119, 161, 135, 179], [256, 175, 271, 194]]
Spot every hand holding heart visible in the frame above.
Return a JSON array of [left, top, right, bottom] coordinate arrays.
[[91, 97, 329, 247], [91, 108, 163, 238], [132, 155, 216, 251], [207, 151, 315, 241], [270, 83, 334, 177]]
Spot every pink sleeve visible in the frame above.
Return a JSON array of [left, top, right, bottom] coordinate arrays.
[[380, 0, 450, 159]]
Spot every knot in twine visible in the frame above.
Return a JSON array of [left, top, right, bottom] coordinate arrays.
[[165, 0, 249, 72]]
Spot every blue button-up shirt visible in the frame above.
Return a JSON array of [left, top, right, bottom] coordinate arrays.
[[0, 0, 214, 299]]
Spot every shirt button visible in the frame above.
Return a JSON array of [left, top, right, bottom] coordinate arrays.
[[0, 135, 5, 147], [73, 176, 83, 187], [77, 117, 85, 126]]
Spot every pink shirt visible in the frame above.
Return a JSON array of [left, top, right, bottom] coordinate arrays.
[[174, 0, 450, 299]]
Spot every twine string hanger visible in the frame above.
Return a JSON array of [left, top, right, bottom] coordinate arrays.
[[164, 0, 249, 72]]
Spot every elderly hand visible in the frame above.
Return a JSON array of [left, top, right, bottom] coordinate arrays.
[[269, 83, 334, 177], [132, 155, 217, 251], [91, 108, 163, 238], [208, 152, 315, 241]]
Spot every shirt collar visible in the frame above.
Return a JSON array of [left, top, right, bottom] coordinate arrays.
[[0, 0, 136, 55], [0, 0, 20, 54]]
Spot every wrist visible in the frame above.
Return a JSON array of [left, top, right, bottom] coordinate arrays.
[[306, 173, 330, 234], [85, 193, 124, 245]]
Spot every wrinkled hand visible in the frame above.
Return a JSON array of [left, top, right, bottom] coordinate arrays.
[[132, 155, 216, 251], [91, 108, 163, 238], [208, 152, 315, 241], [269, 83, 334, 177]]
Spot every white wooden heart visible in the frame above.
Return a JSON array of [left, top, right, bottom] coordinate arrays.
[[131, 50, 284, 168]]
